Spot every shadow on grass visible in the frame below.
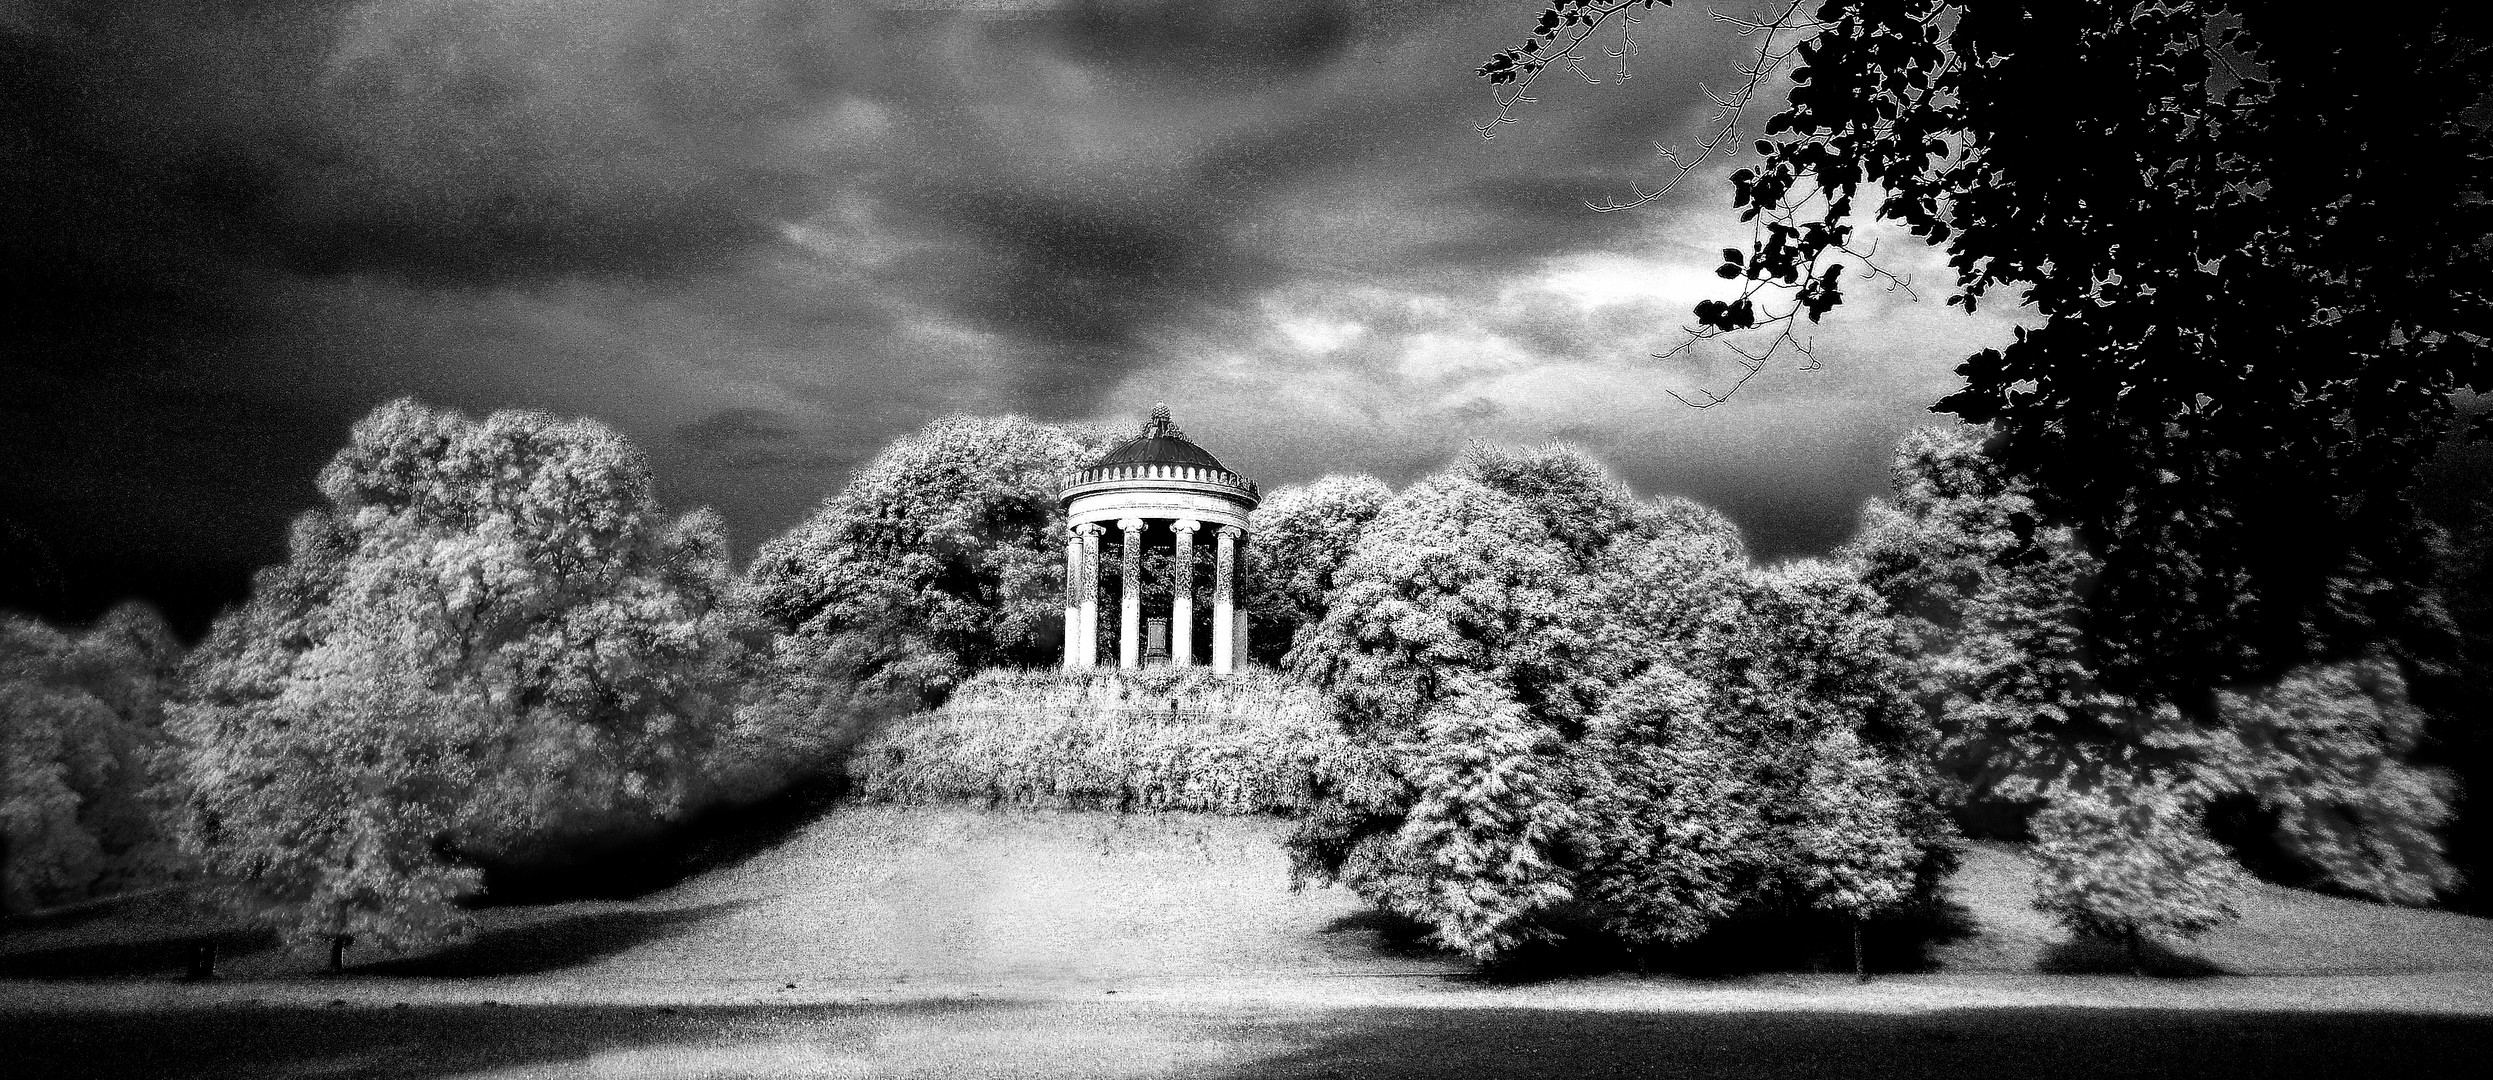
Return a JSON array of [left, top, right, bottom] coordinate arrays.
[[2038, 936, 2228, 978], [357, 900, 749, 978], [1318, 908, 1447, 959], [1457, 899, 1984, 984], [1213, 1006, 2493, 1080], [473, 774, 849, 905], [0, 925, 278, 980], [6, 1002, 2487, 1080], [0, 1000, 974, 1080]]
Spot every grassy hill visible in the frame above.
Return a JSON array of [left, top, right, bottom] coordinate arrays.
[[8, 802, 2493, 994], [9, 803, 2493, 1080]]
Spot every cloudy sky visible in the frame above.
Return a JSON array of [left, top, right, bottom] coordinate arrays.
[[1, 0, 2028, 633]]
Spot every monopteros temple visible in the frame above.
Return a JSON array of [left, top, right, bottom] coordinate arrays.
[[1060, 404, 1258, 672]]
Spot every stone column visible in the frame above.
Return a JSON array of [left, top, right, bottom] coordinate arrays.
[[1232, 533, 1250, 667], [1117, 517, 1146, 670], [1212, 524, 1239, 673], [1169, 519, 1200, 666], [1062, 527, 1083, 670], [1076, 523, 1104, 668]]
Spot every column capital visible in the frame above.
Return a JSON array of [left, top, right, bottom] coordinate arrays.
[[1168, 518, 1203, 534], [1215, 523, 1243, 539], [1116, 517, 1147, 534], [1073, 521, 1105, 538]]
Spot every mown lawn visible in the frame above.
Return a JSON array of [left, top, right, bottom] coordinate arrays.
[[7, 804, 2493, 1078]]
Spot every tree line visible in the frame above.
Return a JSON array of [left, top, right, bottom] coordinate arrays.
[[4, 400, 2472, 975]]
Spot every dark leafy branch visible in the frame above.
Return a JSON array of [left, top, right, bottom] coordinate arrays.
[[1484, 1, 2493, 713], [1486, 2, 1918, 406]]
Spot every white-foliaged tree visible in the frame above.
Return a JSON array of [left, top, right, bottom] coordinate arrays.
[[169, 399, 748, 954]]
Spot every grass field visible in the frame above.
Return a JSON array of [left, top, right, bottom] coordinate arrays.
[[6, 802, 2493, 1077]]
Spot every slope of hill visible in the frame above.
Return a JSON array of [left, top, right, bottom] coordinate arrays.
[[1935, 841, 2493, 976], [7, 805, 2493, 1002]]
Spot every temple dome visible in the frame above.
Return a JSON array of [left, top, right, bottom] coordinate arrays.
[[1060, 403, 1258, 519], [1088, 403, 1231, 472], [1092, 434, 1228, 472]]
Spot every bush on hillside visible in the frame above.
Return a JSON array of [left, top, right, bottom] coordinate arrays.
[[850, 667, 1354, 815], [0, 604, 181, 913], [2030, 772, 2249, 956]]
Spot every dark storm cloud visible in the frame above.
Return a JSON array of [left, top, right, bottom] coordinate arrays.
[[1044, 0, 1361, 78], [675, 407, 800, 450], [0, 0, 853, 291], [3, 0, 1879, 631], [6, 0, 1735, 381], [906, 186, 1284, 358]]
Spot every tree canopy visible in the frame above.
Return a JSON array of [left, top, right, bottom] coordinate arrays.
[[743, 414, 1111, 714], [1243, 475, 1394, 667], [168, 399, 748, 950], [1287, 444, 1955, 959], [1486, 0, 2493, 711], [1846, 425, 2458, 937]]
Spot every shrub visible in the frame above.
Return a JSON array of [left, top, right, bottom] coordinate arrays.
[[2200, 657, 2457, 904], [850, 666, 1348, 815], [2031, 773, 2249, 952]]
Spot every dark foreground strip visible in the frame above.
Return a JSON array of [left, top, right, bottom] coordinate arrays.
[[2, 1002, 2486, 1079]]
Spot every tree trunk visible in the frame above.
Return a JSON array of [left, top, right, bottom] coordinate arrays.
[[329, 934, 352, 974], [1853, 919, 1867, 983], [2125, 926, 2143, 975], [186, 938, 217, 981]]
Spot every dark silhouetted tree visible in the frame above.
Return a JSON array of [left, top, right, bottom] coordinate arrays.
[[0, 603, 179, 913], [1848, 427, 2456, 941]]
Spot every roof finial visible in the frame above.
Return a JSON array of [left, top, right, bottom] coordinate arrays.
[[1145, 402, 1182, 440]]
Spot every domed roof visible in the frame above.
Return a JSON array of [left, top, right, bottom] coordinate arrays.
[[1089, 404, 1231, 472]]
